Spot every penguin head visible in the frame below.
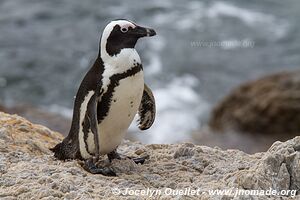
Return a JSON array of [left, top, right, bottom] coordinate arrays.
[[100, 19, 156, 58]]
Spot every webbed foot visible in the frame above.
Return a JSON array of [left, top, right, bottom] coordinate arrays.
[[82, 159, 116, 176], [107, 150, 149, 165]]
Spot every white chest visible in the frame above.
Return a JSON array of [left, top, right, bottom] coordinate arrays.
[[80, 71, 144, 158], [98, 71, 144, 154]]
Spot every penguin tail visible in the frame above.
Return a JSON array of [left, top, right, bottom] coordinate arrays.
[[50, 142, 66, 160], [50, 140, 80, 160]]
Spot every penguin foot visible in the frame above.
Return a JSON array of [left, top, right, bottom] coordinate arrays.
[[128, 155, 149, 165], [82, 159, 116, 176], [107, 150, 150, 165]]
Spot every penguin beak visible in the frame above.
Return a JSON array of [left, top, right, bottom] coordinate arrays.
[[131, 25, 156, 38]]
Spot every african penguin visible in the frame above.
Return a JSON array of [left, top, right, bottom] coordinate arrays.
[[51, 19, 156, 176]]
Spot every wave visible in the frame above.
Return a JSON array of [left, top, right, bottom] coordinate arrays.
[[46, 104, 73, 119], [152, 1, 289, 39], [130, 75, 210, 144], [206, 1, 289, 39]]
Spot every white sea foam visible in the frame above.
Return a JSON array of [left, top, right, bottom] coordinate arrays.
[[145, 53, 162, 76], [152, 1, 289, 39], [130, 75, 210, 144], [207, 2, 272, 25], [174, 2, 205, 31], [143, 36, 165, 76], [206, 2, 289, 39], [47, 104, 73, 119]]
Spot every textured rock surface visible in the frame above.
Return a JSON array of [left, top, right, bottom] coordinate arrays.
[[0, 103, 71, 136], [0, 112, 299, 199], [209, 71, 300, 139]]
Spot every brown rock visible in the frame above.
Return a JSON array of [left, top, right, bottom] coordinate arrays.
[[0, 103, 71, 136], [0, 112, 63, 156], [209, 71, 300, 139]]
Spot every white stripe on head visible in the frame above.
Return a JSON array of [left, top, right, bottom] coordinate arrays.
[[100, 20, 136, 61]]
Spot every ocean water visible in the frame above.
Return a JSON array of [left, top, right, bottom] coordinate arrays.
[[0, 0, 300, 143]]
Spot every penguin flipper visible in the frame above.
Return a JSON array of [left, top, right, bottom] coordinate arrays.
[[86, 93, 100, 157], [138, 84, 156, 130]]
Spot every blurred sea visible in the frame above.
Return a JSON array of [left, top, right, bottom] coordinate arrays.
[[0, 0, 300, 144]]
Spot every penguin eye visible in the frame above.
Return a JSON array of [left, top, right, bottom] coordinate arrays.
[[121, 27, 128, 33]]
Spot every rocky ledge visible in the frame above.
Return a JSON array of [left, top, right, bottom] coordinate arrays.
[[0, 112, 299, 199]]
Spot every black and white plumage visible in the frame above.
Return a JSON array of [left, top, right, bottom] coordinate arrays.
[[51, 19, 156, 175]]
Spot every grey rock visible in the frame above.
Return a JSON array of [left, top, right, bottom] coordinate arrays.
[[0, 112, 299, 199]]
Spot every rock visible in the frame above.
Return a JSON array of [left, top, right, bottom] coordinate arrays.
[[191, 129, 278, 154], [237, 138, 300, 193], [0, 103, 71, 136], [173, 144, 195, 158], [209, 71, 300, 139], [0, 112, 299, 199], [0, 112, 63, 156]]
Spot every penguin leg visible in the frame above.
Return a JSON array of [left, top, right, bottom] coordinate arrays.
[[82, 159, 116, 176], [83, 94, 115, 176], [107, 149, 149, 165]]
